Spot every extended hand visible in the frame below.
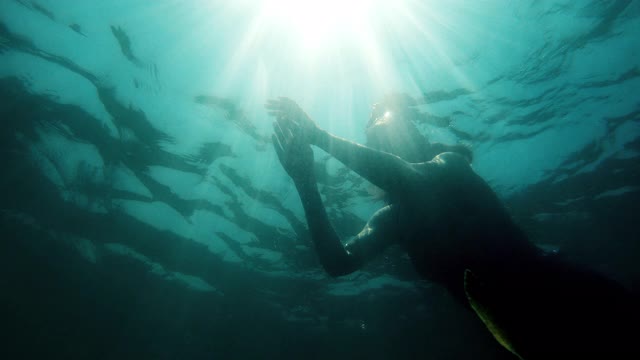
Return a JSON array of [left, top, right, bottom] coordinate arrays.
[[266, 97, 320, 144], [271, 114, 315, 182]]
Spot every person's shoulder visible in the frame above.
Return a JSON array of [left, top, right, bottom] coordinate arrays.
[[431, 152, 471, 169], [410, 152, 471, 178]]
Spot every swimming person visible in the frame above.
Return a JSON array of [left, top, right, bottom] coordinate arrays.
[[266, 97, 638, 358]]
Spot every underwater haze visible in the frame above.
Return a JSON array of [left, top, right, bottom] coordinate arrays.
[[1, 0, 639, 359]]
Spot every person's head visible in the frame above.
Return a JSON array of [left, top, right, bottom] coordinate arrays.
[[365, 102, 473, 163]]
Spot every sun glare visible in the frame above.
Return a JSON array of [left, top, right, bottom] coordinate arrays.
[[200, 0, 477, 121], [261, 0, 368, 50]]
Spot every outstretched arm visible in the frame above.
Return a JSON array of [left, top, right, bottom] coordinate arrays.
[[292, 174, 359, 276], [295, 173, 399, 276], [312, 128, 419, 195], [271, 116, 396, 277], [267, 98, 420, 196]]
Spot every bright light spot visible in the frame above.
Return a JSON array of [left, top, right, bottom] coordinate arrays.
[[261, 0, 369, 50], [198, 0, 480, 133]]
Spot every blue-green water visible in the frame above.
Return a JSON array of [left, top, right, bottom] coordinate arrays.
[[1, 1, 639, 359]]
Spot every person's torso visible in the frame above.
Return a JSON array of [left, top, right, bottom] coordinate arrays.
[[391, 153, 537, 297]]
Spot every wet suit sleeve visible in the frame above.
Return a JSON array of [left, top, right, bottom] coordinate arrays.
[[293, 174, 399, 277], [311, 128, 421, 197], [344, 205, 400, 268]]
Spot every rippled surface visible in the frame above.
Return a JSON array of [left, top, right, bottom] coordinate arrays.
[[1, 1, 639, 359]]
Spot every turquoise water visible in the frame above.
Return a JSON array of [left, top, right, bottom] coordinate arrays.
[[1, 1, 639, 359]]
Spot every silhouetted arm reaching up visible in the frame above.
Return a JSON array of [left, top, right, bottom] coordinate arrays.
[[267, 97, 420, 197], [270, 103, 397, 276], [312, 128, 420, 196]]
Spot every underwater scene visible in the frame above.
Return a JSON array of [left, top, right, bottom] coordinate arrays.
[[2, 0, 639, 359]]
